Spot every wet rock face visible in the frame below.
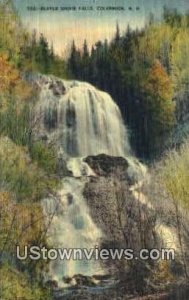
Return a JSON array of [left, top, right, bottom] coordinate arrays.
[[49, 80, 66, 96], [44, 107, 58, 130], [71, 274, 96, 287], [84, 154, 146, 184], [66, 101, 76, 128], [83, 154, 155, 251], [83, 175, 156, 250]]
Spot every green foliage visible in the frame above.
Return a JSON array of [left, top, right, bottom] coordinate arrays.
[[21, 32, 53, 74], [67, 10, 189, 158], [0, 94, 32, 146], [0, 1, 28, 64], [0, 53, 34, 148], [0, 265, 51, 300], [0, 1, 189, 295], [141, 60, 175, 156], [160, 141, 189, 208], [20, 31, 68, 78], [0, 2, 62, 297], [0, 137, 57, 201], [0, 54, 59, 179], [0, 190, 46, 264], [163, 7, 183, 28], [0, 1, 68, 78], [0, 52, 59, 203], [67, 40, 82, 78], [30, 141, 58, 174], [171, 29, 189, 87]]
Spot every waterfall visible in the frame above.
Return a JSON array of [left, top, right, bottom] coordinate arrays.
[[32, 74, 130, 285], [33, 74, 130, 157], [43, 175, 103, 284]]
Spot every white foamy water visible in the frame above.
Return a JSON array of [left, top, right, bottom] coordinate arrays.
[[43, 176, 103, 284], [32, 74, 130, 157], [30, 74, 131, 284]]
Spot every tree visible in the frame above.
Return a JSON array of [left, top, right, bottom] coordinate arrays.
[[163, 7, 182, 27], [140, 60, 174, 156], [67, 16, 189, 158], [67, 40, 81, 78], [115, 22, 121, 42], [0, 54, 19, 93], [81, 39, 90, 80], [36, 34, 51, 73], [158, 141, 189, 278]]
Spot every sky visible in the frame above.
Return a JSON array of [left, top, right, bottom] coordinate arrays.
[[14, 0, 189, 56]]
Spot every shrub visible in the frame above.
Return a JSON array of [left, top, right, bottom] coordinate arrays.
[[0, 264, 51, 300], [0, 137, 57, 201]]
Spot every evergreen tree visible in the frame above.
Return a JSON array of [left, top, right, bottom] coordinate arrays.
[[37, 34, 50, 72], [66, 11, 189, 158], [67, 40, 81, 78], [81, 39, 90, 80], [115, 22, 121, 42]]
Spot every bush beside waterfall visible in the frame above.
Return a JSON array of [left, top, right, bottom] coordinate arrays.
[[0, 20, 59, 297]]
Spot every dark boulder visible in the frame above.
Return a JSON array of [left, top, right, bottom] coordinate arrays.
[[49, 80, 66, 96], [46, 280, 58, 289], [73, 274, 96, 287], [84, 154, 129, 178]]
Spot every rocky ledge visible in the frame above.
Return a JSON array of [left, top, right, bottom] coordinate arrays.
[[84, 154, 146, 184]]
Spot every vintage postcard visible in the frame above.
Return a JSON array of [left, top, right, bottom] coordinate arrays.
[[0, 0, 189, 299]]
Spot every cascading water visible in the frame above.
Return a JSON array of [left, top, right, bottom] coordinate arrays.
[[33, 74, 130, 157], [32, 74, 130, 285]]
